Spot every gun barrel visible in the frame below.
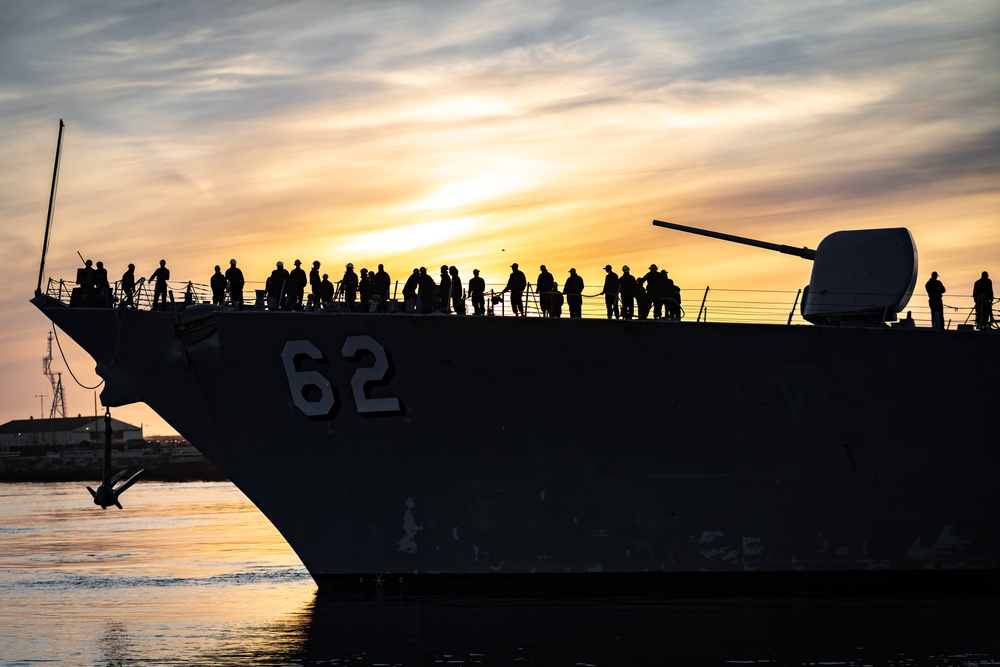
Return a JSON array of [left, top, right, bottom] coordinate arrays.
[[652, 220, 815, 260]]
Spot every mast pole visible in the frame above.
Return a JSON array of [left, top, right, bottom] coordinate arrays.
[[36, 119, 65, 296]]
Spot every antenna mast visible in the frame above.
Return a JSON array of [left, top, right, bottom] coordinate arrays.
[[43, 331, 67, 419]]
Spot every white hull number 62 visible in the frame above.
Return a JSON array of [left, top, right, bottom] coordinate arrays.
[[281, 336, 401, 417]]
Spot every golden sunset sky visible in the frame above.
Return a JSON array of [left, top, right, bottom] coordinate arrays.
[[1, 0, 998, 434]]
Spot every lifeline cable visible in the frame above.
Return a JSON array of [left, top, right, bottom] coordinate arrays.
[[50, 305, 130, 392], [51, 323, 103, 390]]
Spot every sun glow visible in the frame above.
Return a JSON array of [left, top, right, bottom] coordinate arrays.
[[336, 217, 482, 256], [408, 174, 533, 213]]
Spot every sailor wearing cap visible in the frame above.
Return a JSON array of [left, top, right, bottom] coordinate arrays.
[[225, 259, 245, 309], [210, 263, 227, 305], [94, 261, 109, 293], [340, 262, 359, 312], [537, 265, 555, 317], [599, 264, 620, 319], [149, 259, 170, 310], [925, 271, 946, 330], [308, 261, 322, 309], [417, 267, 436, 314], [638, 264, 663, 319], [501, 263, 527, 316], [120, 263, 137, 309], [286, 259, 307, 310], [564, 268, 584, 318], [619, 265, 637, 319], [373, 264, 391, 313], [267, 261, 290, 311], [469, 269, 486, 315], [549, 279, 564, 317]]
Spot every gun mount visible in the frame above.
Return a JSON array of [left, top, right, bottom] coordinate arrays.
[[652, 220, 918, 325]]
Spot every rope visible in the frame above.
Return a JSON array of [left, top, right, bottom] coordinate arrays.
[[51, 323, 104, 390], [50, 305, 129, 392]]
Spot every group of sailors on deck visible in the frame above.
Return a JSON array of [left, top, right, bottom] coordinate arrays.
[[64, 253, 685, 324], [597, 264, 681, 321], [925, 270, 995, 330], [68, 255, 995, 328], [72, 256, 685, 319], [257, 260, 392, 313], [245, 260, 683, 319]]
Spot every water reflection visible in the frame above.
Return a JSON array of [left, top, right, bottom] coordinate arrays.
[[99, 622, 133, 667], [3, 482, 998, 666], [228, 592, 1000, 666]]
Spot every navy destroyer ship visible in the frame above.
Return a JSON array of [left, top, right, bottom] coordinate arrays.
[[29, 123, 999, 593]]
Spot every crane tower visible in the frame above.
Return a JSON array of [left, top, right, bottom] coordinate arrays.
[[42, 331, 67, 419]]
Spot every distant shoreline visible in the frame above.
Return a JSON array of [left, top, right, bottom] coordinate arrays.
[[0, 450, 225, 483]]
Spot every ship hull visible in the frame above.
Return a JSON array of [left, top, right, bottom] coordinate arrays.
[[32, 296, 1000, 591]]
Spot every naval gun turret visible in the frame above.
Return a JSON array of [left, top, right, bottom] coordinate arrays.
[[653, 220, 918, 325]]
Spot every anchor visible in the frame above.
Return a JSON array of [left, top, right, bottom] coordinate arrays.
[[86, 408, 143, 510]]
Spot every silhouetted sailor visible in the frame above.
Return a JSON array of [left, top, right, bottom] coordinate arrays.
[[973, 271, 994, 330], [564, 268, 584, 318], [93, 261, 109, 289], [78, 259, 95, 288], [266, 261, 290, 311], [450, 266, 465, 315], [93, 261, 110, 307], [359, 268, 372, 312], [634, 282, 648, 320], [211, 265, 227, 305], [372, 264, 390, 312], [638, 264, 663, 319], [550, 281, 564, 318], [439, 265, 451, 313], [289, 259, 307, 310], [537, 265, 555, 317], [225, 259, 245, 309], [120, 263, 136, 309], [599, 265, 620, 319], [619, 266, 636, 319], [662, 270, 681, 319], [339, 263, 359, 312], [418, 267, 437, 314], [925, 271, 946, 330], [469, 269, 486, 315], [403, 268, 419, 313], [308, 261, 321, 310], [149, 259, 170, 310], [502, 263, 527, 317], [320, 273, 334, 308]]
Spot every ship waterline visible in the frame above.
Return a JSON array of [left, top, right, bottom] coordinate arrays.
[[31, 295, 1000, 591]]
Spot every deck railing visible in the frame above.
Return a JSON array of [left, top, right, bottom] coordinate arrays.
[[41, 276, 996, 330]]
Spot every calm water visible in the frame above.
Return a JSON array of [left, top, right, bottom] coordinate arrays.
[[1, 481, 997, 666]]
